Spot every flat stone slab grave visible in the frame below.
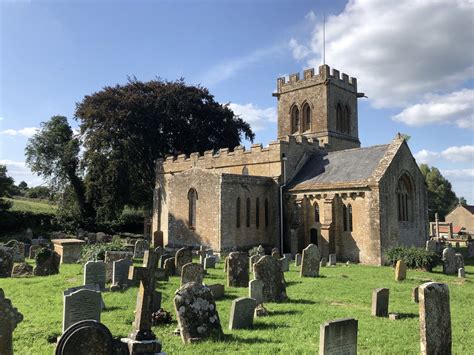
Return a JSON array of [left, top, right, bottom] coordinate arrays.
[[52, 239, 86, 264]]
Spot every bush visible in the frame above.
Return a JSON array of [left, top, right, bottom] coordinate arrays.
[[385, 247, 439, 271], [0, 210, 57, 236], [80, 239, 128, 263]]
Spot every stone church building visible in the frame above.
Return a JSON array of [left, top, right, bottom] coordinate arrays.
[[152, 65, 428, 265]]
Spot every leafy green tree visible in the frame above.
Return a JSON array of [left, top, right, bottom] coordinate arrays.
[[25, 186, 51, 200], [419, 164, 459, 220], [458, 196, 467, 205], [0, 164, 14, 210], [25, 116, 93, 220], [75, 78, 254, 220], [18, 181, 28, 190]]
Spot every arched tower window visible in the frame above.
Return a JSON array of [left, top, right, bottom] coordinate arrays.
[[188, 188, 198, 229], [397, 174, 413, 222], [344, 105, 351, 134], [342, 204, 348, 232], [336, 103, 343, 132], [314, 202, 320, 223], [264, 198, 269, 227], [242, 166, 249, 175], [236, 197, 241, 228], [303, 103, 311, 132], [291, 106, 300, 134], [348, 204, 353, 231], [256, 198, 260, 229], [246, 197, 251, 227]]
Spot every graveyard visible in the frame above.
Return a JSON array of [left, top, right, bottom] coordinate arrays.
[[1, 245, 473, 354]]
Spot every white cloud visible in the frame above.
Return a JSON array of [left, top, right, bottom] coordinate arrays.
[[440, 168, 474, 179], [0, 117, 4, 121], [0, 127, 39, 138], [392, 89, 474, 128], [289, 38, 311, 61], [229, 103, 277, 132], [292, 0, 474, 108], [414, 145, 474, 164], [0, 159, 45, 186], [440, 169, 474, 203]]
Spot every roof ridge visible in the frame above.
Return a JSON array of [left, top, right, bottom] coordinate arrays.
[[325, 143, 390, 155]]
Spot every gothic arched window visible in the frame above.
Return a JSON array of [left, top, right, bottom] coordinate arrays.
[[256, 198, 260, 229], [336, 103, 343, 132], [303, 103, 311, 132], [343, 204, 348, 232], [397, 174, 413, 222], [264, 198, 269, 227], [291, 106, 300, 134], [314, 202, 320, 223], [348, 204, 353, 231], [242, 166, 249, 175], [246, 197, 251, 227], [236, 197, 241, 228], [188, 188, 198, 229]]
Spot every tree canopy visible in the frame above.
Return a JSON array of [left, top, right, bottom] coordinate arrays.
[[0, 165, 14, 211]]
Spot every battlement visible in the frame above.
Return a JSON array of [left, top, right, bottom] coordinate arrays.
[[276, 64, 357, 94]]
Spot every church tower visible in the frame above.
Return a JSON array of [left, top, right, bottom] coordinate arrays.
[[273, 64, 363, 151]]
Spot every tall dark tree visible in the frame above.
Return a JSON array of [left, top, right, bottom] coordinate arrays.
[[76, 78, 254, 220], [0, 164, 14, 211], [25, 116, 92, 219], [419, 164, 460, 220]]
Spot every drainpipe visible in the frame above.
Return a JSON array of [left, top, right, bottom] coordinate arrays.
[[280, 155, 288, 253]]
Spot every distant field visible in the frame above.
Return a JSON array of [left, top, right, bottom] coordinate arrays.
[[5, 197, 57, 214]]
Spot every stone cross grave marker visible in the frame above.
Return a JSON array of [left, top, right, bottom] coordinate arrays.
[[55, 320, 114, 355], [227, 252, 249, 287], [419, 282, 451, 355], [229, 297, 257, 330], [249, 279, 264, 305], [84, 261, 106, 289], [181, 262, 204, 285], [198, 246, 207, 265], [442, 246, 456, 275], [133, 240, 149, 259], [395, 260, 407, 281], [63, 288, 101, 332], [371, 288, 389, 317], [319, 318, 358, 355], [175, 247, 193, 276], [301, 243, 320, 277], [254, 255, 287, 302], [112, 258, 133, 289], [0, 289, 24, 355]]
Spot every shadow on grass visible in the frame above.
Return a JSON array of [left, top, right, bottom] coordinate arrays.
[[103, 306, 123, 312], [285, 280, 302, 286], [398, 313, 419, 320], [47, 333, 61, 343], [221, 333, 280, 344], [269, 309, 302, 316], [252, 322, 288, 330], [287, 298, 317, 305]]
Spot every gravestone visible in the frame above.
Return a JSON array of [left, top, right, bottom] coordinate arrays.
[[11, 263, 33, 277], [181, 263, 204, 285], [0, 289, 24, 355], [467, 241, 474, 257], [442, 247, 457, 275], [133, 240, 149, 259], [328, 254, 337, 266], [0, 248, 14, 278], [458, 268, 465, 278], [395, 260, 407, 281], [256, 245, 265, 256], [121, 250, 162, 354], [155, 268, 169, 282], [207, 284, 225, 300], [175, 247, 193, 276], [271, 249, 279, 260], [159, 254, 172, 268], [63, 288, 101, 332], [34, 248, 60, 276], [10, 242, 25, 263], [301, 244, 320, 277], [84, 261, 106, 289], [198, 246, 207, 265], [227, 252, 249, 287], [419, 282, 451, 355], [371, 288, 389, 317], [283, 253, 292, 260], [164, 257, 176, 276], [111, 258, 133, 289], [64, 284, 105, 311], [320, 257, 328, 267], [249, 279, 264, 305], [280, 256, 290, 272], [454, 253, 464, 270], [229, 297, 257, 330], [319, 318, 358, 355], [412, 286, 419, 303], [174, 282, 223, 343], [426, 239, 437, 253], [295, 253, 302, 266], [253, 255, 287, 302], [249, 255, 259, 273], [29, 244, 41, 259], [52, 239, 85, 264], [204, 256, 216, 269], [104, 250, 133, 283], [55, 320, 114, 355]]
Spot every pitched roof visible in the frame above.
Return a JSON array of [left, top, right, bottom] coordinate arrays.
[[287, 144, 390, 190], [463, 205, 474, 214]]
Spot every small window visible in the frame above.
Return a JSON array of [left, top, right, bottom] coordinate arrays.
[[264, 198, 269, 227], [342, 204, 348, 232], [188, 188, 198, 229], [291, 106, 300, 134], [344, 105, 351, 134], [236, 197, 241, 228], [303, 103, 311, 132], [397, 174, 413, 222], [348, 204, 353, 232], [242, 166, 249, 175], [256, 198, 260, 229], [314, 203, 320, 223], [336, 103, 343, 132], [246, 198, 251, 227]]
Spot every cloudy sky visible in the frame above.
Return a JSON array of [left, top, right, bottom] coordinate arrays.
[[1, 0, 473, 202]]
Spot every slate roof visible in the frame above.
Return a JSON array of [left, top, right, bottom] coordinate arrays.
[[288, 144, 390, 190], [464, 205, 474, 214]]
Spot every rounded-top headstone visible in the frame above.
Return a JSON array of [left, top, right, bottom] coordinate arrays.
[[56, 320, 114, 355]]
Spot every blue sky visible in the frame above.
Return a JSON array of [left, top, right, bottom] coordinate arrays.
[[1, 0, 473, 202]]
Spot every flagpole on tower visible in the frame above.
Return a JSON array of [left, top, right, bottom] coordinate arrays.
[[322, 13, 326, 65]]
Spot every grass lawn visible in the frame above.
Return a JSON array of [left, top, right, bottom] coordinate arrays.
[[3, 250, 473, 354], [5, 197, 57, 214]]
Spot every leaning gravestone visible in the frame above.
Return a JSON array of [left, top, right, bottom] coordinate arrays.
[[11, 263, 33, 277], [204, 256, 216, 269], [229, 297, 257, 330], [254, 255, 287, 302], [133, 240, 149, 259], [181, 263, 204, 285], [104, 250, 133, 283], [280, 256, 290, 272], [63, 288, 102, 332], [319, 318, 358, 355], [227, 252, 249, 287], [0, 248, 14, 278], [55, 320, 114, 355], [395, 260, 407, 281], [295, 253, 302, 267], [371, 288, 389, 317], [164, 257, 176, 276], [175, 247, 193, 276], [419, 282, 451, 355], [174, 282, 223, 344], [249, 279, 264, 305], [0, 288, 24, 355], [301, 244, 320, 277], [34, 248, 60, 276], [442, 247, 456, 275], [111, 258, 133, 289], [84, 261, 106, 289]]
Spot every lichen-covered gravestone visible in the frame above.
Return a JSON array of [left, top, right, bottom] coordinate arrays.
[[227, 252, 249, 287], [319, 318, 358, 355], [104, 250, 133, 283], [371, 288, 389, 317], [249, 255, 260, 273], [280, 256, 290, 272], [174, 282, 223, 343], [301, 244, 320, 277], [181, 263, 204, 285], [395, 260, 407, 281], [63, 288, 102, 332], [175, 247, 193, 276], [229, 297, 257, 330], [442, 246, 456, 275], [111, 258, 133, 290], [454, 253, 464, 270], [254, 255, 287, 302], [84, 261, 106, 289], [11, 263, 33, 277], [0, 289, 24, 355], [133, 240, 149, 259], [419, 282, 451, 355], [0, 248, 14, 278], [34, 248, 60, 276], [55, 320, 114, 355]]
